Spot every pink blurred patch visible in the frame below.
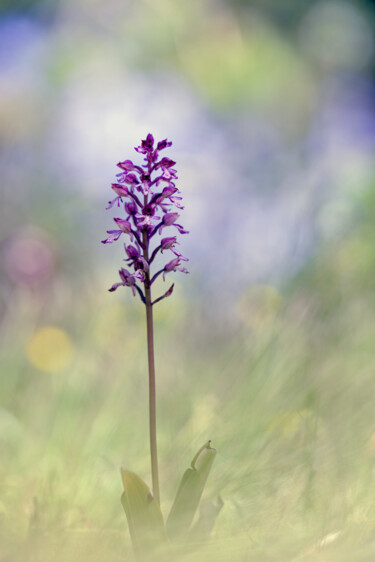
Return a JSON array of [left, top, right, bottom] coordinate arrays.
[[3, 227, 56, 287]]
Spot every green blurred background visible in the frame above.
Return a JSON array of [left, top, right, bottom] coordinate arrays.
[[1, 0, 375, 560]]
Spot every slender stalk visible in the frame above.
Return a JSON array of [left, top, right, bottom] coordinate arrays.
[[143, 231, 160, 504]]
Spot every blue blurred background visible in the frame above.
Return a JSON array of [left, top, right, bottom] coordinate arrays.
[[1, 1, 375, 560]]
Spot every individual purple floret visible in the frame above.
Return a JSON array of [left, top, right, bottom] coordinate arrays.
[[102, 134, 189, 305]]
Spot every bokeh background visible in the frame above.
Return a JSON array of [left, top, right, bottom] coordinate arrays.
[[1, 0, 375, 560]]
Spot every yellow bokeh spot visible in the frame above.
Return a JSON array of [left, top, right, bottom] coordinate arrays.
[[26, 326, 74, 373]]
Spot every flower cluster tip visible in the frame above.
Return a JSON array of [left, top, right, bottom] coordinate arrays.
[[102, 134, 189, 305]]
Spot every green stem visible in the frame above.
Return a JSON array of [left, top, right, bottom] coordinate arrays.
[[143, 231, 160, 505]]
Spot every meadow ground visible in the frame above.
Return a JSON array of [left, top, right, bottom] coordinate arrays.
[[2, 189, 375, 561]]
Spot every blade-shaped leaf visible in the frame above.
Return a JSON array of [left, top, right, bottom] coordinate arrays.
[[190, 496, 223, 540], [120, 469, 166, 558], [166, 441, 216, 539]]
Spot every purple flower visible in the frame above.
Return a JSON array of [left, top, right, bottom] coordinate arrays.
[[102, 218, 134, 244], [123, 173, 138, 185], [153, 186, 178, 205], [124, 243, 149, 272], [117, 159, 135, 171], [136, 212, 161, 228], [139, 181, 153, 196], [102, 135, 189, 303], [162, 168, 178, 181], [170, 249, 189, 261], [163, 257, 189, 281], [109, 268, 144, 296], [114, 218, 133, 235], [173, 224, 189, 234], [155, 157, 176, 170], [135, 204, 161, 227], [125, 243, 141, 260], [160, 237, 178, 252], [158, 212, 179, 233], [125, 200, 138, 217], [112, 183, 131, 197], [101, 230, 123, 244], [135, 133, 154, 155], [157, 139, 172, 151], [158, 212, 189, 236], [170, 195, 184, 209], [106, 183, 133, 209]]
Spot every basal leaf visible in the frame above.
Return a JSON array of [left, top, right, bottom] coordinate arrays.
[[120, 469, 166, 559], [190, 496, 223, 540], [166, 441, 216, 539]]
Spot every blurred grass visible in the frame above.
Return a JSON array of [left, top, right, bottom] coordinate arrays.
[[1, 185, 375, 561]]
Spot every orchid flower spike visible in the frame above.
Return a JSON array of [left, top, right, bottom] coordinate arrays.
[[102, 134, 189, 305]]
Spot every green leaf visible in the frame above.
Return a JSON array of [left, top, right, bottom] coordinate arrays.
[[120, 469, 167, 559], [190, 496, 223, 540], [166, 441, 216, 540]]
